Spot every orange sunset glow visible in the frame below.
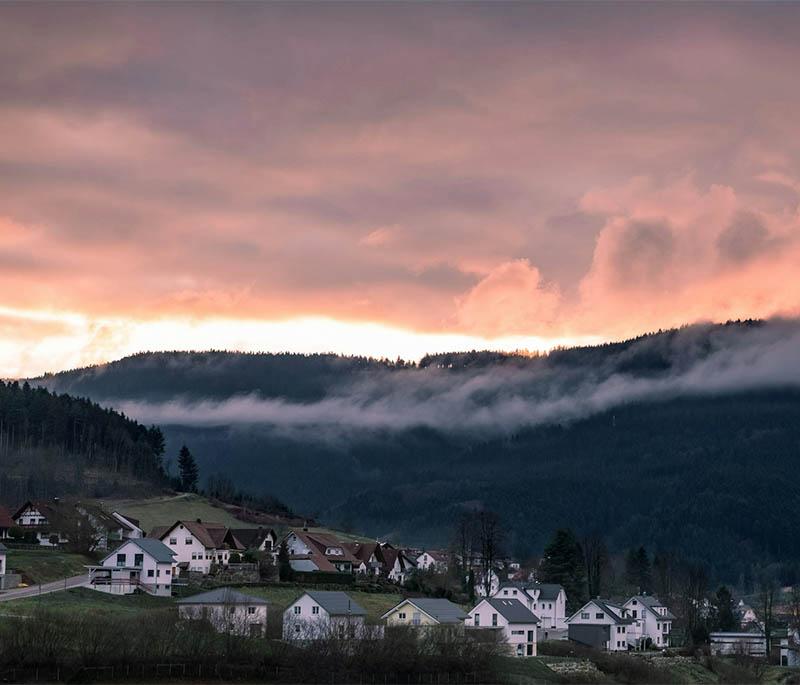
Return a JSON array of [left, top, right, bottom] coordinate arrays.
[[2, 3, 800, 377]]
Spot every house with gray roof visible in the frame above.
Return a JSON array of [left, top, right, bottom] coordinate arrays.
[[623, 595, 676, 649], [86, 537, 176, 597], [283, 591, 372, 641], [382, 597, 468, 628], [177, 587, 267, 636], [566, 599, 634, 651], [468, 598, 540, 656], [493, 581, 568, 636]]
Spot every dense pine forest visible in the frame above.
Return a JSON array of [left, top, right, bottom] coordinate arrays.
[[0, 381, 167, 505], [30, 319, 800, 583]]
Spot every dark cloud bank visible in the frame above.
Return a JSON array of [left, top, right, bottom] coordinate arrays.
[[113, 319, 800, 440]]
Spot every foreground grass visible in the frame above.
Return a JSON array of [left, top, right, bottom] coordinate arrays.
[[99, 493, 260, 533], [0, 587, 174, 617], [5, 549, 95, 585]]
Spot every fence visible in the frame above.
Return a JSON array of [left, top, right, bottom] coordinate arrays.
[[0, 664, 494, 684]]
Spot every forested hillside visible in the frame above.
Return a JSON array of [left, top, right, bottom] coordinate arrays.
[[30, 319, 800, 583], [0, 381, 167, 505]]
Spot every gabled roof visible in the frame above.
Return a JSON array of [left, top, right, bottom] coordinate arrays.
[[112, 512, 142, 532], [419, 550, 449, 563], [101, 537, 176, 565], [627, 595, 677, 620], [480, 598, 540, 624], [177, 587, 267, 605], [568, 599, 633, 625], [384, 598, 467, 624], [0, 506, 14, 529], [303, 591, 367, 616], [153, 520, 234, 550], [285, 529, 359, 572], [229, 528, 276, 549], [497, 581, 564, 601]]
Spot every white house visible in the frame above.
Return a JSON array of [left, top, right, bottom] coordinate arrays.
[[283, 591, 369, 641], [382, 598, 468, 628], [177, 587, 268, 637], [87, 538, 176, 597], [475, 569, 502, 598], [383, 548, 417, 584], [623, 595, 675, 649], [467, 598, 540, 657], [12, 500, 69, 546], [738, 600, 760, 628], [416, 550, 449, 573], [112, 512, 144, 539], [229, 528, 277, 553], [493, 582, 568, 636], [151, 520, 243, 576], [0, 542, 20, 590], [566, 599, 633, 651]]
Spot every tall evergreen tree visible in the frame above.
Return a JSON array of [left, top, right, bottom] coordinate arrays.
[[177, 444, 199, 492], [539, 529, 586, 610], [625, 546, 652, 593], [715, 585, 738, 631], [278, 539, 293, 582]]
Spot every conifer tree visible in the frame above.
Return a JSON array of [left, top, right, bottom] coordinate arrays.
[[178, 444, 199, 492]]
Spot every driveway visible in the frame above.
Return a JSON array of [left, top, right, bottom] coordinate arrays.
[[0, 574, 87, 602]]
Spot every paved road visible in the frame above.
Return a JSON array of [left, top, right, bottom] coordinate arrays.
[[0, 574, 87, 602]]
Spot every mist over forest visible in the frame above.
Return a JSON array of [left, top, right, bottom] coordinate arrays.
[[32, 319, 800, 583]]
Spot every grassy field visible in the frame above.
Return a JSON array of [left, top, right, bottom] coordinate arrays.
[[99, 493, 261, 533], [0, 587, 173, 617], [5, 549, 95, 585]]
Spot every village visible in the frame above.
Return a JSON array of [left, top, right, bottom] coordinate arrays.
[[1, 497, 798, 683]]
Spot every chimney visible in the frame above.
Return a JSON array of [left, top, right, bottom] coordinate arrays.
[[302, 520, 309, 532], [196, 518, 202, 523]]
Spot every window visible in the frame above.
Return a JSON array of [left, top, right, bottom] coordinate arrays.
[[312, 606, 320, 615], [632, 610, 637, 618], [169, 537, 177, 545], [622, 627, 625, 633], [492, 613, 498, 626], [511, 630, 524, 636], [548, 603, 552, 609], [512, 590, 517, 595], [185, 537, 192, 545], [516, 644, 524, 656], [295, 625, 300, 633], [191, 553, 197, 560], [147, 569, 154, 577], [595, 613, 604, 620], [657, 623, 661, 630], [581, 612, 590, 619], [294, 606, 301, 615], [503, 590, 508, 596], [398, 612, 405, 619], [156, 569, 161, 577], [134, 554, 143, 567], [165, 569, 170, 575], [616, 627, 620, 634], [474, 615, 480, 626], [248, 607, 256, 614], [116, 554, 126, 567]]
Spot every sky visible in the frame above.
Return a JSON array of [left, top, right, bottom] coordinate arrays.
[[2, 2, 800, 377]]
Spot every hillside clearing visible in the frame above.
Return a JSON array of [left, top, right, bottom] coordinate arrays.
[[4, 549, 95, 585]]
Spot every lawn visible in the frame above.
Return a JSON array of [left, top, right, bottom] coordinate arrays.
[[99, 493, 260, 534], [497, 656, 562, 683], [0, 587, 175, 617], [5, 548, 95, 585]]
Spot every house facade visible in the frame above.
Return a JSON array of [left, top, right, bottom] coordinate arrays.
[[283, 591, 369, 640], [467, 598, 539, 656], [87, 538, 176, 596], [493, 582, 568, 635], [382, 547, 417, 585], [566, 599, 633, 651], [230, 528, 277, 553], [416, 550, 449, 573], [12, 500, 69, 546], [152, 520, 243, 576], [382, 598, 467, 628], [623, 595, 675, 648], [177, 587, 268, 636]]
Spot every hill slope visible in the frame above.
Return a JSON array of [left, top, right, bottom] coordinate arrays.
[[31, 319, 800, 581], [0, 380, 167, 506]]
